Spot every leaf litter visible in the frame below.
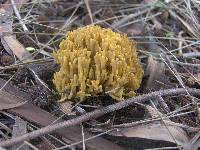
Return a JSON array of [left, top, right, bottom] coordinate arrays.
[[0, 0, 200, 149]]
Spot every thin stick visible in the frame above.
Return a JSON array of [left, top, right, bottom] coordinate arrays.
[[150, 101, 179, 146], [112, 111, 198, 131], [1, 88, 200, 147], [54, 129, 116, 150], [84, 0, 93, 24], [111, 7, 151, 28], [182, 52, 200, 57], [81, 124, 85, 150], [11, 0, 28, 32]]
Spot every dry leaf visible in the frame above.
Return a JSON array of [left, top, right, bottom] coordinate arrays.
[[184, 131, 200, 150], [124, 23, 144, 36], [110, 105, 189, 147], [145, 56, 165, 90], [11, 117, 28, 150], [111, 122, 189, 145], [3, 35, 31, 60], [0, 91, 27, 110]]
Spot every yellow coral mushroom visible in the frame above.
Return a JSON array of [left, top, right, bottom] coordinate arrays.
[[53, 25, 143, 101]]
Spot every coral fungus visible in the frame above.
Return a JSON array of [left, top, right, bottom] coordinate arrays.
[[53, 25, 143, 101]]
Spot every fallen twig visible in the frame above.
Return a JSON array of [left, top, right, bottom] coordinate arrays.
[[11, 0, 28, 32], [112, 110, 199, 131], [177, 31, 184, 55], [168, 9, 199, 37], [111, 7, 151, 28], [182, 52, 200, 58], [84, 0, 93, 24], [55, 129, 116, 150], [1, 88, 200, 148]]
